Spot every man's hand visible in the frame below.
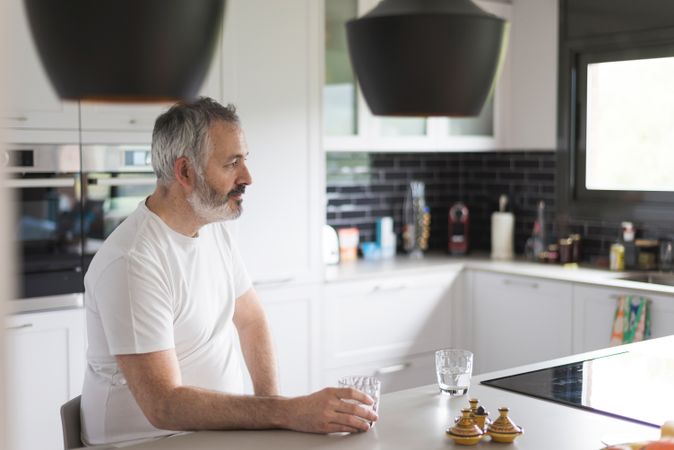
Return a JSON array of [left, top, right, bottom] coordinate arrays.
[[281, 387, 379, 434]]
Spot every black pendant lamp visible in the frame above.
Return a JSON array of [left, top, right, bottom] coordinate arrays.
[[346, 0, 508, 117], [23, 0, 225, 102]]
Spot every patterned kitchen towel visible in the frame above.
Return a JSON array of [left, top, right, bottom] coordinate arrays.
[[610, 295, 652, 346]]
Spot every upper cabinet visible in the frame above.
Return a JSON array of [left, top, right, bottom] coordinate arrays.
[[323, 0, 512, 152], [507, 0, 558, 150], [222, 0, 323, 285], [2, 0, 80, 143]]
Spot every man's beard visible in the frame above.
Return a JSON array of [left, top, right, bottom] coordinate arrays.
[[187, 175, 246, 224]]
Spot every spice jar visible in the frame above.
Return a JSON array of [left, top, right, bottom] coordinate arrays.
[[570, 234, 582, 263], [559, 238, 573, 264], [636, 239, 659, 270]]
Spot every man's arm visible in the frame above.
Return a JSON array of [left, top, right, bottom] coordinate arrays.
[[232, 287, 279, 396], [116, 350, 377, 433]]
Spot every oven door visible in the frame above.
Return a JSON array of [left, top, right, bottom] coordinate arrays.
[[82, 145, 156, 270], [3, 145, 84, 299]]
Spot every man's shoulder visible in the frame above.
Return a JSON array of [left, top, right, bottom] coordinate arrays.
[[86, 206, 162, 277]]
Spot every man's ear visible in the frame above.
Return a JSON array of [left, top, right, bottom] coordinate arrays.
[[173, 156, 194, 189]]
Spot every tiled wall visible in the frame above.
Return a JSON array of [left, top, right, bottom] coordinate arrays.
[[326, 151, 674, 264], [327, 151, 557, 257]]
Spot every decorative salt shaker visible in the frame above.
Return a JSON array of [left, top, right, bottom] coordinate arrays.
[[486, 407, 523, 443], [446, 408, 484, 446]]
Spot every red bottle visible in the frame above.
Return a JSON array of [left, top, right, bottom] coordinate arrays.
[[448, 202, 469, 255]]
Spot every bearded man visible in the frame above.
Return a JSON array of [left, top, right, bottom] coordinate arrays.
[[80, 98, 377, 446]]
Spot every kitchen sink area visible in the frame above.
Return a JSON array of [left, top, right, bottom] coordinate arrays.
[[616, 272, 674, 287]]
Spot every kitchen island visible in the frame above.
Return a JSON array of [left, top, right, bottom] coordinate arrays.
[[88, 336, 672, 450]]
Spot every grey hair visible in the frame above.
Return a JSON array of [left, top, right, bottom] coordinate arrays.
[[151, 97, 240, 187]]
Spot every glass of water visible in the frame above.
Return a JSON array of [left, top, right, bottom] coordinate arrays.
[[338, 375, 381, 420], [435, 349, 473, 396]]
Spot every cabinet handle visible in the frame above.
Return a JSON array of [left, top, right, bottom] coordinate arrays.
[[370, 284, 407, 294], [253, 277, 294, 287], [3, 177, 76, 189], [502, 279, 539, 289], [7, 116, 28, 122], [6, 323, 33, 331], [88, 176, 156, 187], [129, 119, 137, 125], [375, 362, 411, 375]]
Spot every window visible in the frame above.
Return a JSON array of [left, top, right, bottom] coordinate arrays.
[[585, 56, 674, 192], [565, 42, 674, 220]]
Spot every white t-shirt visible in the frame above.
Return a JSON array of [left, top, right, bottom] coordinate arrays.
[[81, 202, 252, 446]]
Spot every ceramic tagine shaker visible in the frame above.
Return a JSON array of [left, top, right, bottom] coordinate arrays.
[[468, 398, 491, 431], [486, 407, 524, 443], [446, 408, 484, 445]]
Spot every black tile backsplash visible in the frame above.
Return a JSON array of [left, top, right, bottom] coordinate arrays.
[[327, 151, 557, 256], [326, 151, 674, 264]]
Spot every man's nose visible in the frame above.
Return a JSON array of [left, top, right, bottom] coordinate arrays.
[[239, 162, 253, 186]]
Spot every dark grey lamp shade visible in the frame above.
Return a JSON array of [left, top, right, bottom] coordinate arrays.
[[23, 0, 225, 102], [346, 0, 508, 117]]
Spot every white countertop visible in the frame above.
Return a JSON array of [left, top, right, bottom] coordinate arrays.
[[108, 336, 673, 450], [325, 253, 674, 296]]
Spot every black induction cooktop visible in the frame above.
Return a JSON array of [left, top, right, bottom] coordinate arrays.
[[481, 351, 674, 427]]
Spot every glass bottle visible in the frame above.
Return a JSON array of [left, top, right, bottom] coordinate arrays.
[[402, 181, 430, 259], [526, 201, 546, 261]]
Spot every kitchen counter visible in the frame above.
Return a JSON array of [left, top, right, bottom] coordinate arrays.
[[325, 253, 674, 295], [94, 336, 672, 450]]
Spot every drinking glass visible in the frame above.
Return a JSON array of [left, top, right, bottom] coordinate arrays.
[[435, 349, 473, 396], [338, 375, 381, 418]]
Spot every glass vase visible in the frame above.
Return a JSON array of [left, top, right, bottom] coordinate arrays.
[[402, 180, 431, 259]]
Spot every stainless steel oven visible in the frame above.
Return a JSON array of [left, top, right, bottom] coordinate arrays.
[[81, 145, 156, 270], [3, 145, 84, 302]]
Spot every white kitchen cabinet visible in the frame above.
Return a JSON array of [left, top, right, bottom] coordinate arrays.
[[241, 283, 320, 396], [507, 0, 558, 149], [323, 0, 512, 152], [224, 0, 322, 285], [4, 307, 86, 450], [572, 284, 674, 354], [470, 270, 573, 374], [322, 270, 458, 391], [2, 0, 80, 143]]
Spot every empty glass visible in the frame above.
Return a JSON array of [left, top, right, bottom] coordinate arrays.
[[435, 349, 473, 396]]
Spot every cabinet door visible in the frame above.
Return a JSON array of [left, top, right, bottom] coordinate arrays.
[[2, 0, 79, 134], [324, 271, 457, 369], [4, 308, 86, 450], [241, 284, 318, 396], [224, 0, 320, 284], [573, 284, 674, 353], [323, 351, 437, 394], [471, 271, 573, 374], [507, 0, 558, 149]]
